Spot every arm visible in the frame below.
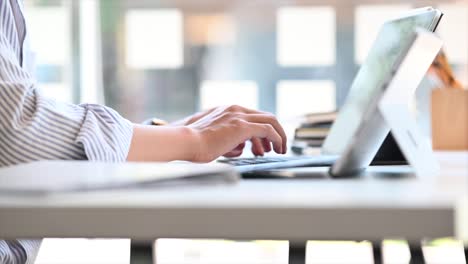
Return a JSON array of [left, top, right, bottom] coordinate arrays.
[[127, 125, 197, 162], [128, 105, 287, 163]]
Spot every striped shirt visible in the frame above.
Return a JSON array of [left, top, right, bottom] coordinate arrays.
[[0, 0, 134, 263]]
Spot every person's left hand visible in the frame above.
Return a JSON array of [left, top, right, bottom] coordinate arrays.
[[171, 107, 280, 158]]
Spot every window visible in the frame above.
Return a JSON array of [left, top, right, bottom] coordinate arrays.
[[276, 80, 336, 119], [381, 240, 411, 264], [155, 239, 288, 264], [35, 238, 130, 264], [25, 6, 70, 65], [101, 1, 467, 123], [306, 241, 374, 264], [80, 0, 104, 104], [437, 3, 468, 86], [355, 4, 411, 64], [200, 81, 258, 110], [125, 9, 183, 69], [277, 7, 336, 66], [24, 3, 72, 102], [437, 4, 468, 65], [422, 238, 467, 264]]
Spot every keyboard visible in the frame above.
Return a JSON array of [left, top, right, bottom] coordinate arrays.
[[218, 155, 338, 173]]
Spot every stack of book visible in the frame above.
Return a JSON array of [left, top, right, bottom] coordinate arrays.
[[291, 112, 338, 155]]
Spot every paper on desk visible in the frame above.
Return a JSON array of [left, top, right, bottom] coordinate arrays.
[[0, 161, 239, 193]]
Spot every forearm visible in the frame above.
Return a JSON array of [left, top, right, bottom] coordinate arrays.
[[127, 124, 198, 162]]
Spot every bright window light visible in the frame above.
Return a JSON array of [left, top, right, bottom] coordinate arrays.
[[155, 239, 289, 264], [38, 83, 72, 103], [276, 80, 336, 120], [381, 239, 411, 264], [80, 0, 104, 104], [35, 238, 130, 264], [277, 7, 336, 66], [355, 5, 411, 64], [436, 4, 468, 65], [25, 6, 70, 65], [306, 241, 374, 264], [125, 9, 183, 69], [422, 238, 466, 264], [200, 81, 258, 110]]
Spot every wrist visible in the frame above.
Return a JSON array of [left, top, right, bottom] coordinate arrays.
[[178, 126, 202, 162], [128, 124, 202, 162]]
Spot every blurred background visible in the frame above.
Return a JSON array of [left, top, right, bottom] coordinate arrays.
[[23, 0, 468, 126]]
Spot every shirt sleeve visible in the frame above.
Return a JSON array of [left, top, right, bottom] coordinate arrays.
[[0, 240, 41, 264], [18, 240, 41, 264], [0, 27, 133, 167]]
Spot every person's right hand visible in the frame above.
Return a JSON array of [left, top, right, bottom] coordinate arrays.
[[187, 105, 287, 163]]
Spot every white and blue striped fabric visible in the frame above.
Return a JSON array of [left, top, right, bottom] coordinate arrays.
[[0, 0, 134, 263]]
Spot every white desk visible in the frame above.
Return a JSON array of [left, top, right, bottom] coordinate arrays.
[[0, 152, 467, 247]]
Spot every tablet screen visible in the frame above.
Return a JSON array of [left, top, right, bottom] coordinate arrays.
[[322, 7, 441, 154]]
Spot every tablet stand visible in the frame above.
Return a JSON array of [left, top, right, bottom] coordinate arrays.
[[379, 93, 440, 177], [378, 31, 442, 177], [371, 133, 407, 165]]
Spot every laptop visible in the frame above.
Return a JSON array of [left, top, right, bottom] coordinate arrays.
[[219, 7, 443, 176]]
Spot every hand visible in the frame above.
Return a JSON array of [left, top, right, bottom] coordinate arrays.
[[170, 107, 218, 127], [186, 105, 287, 162], [172, 107, 254, 157]]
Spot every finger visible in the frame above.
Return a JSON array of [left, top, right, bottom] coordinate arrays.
[[261, 138, 272, 152], [234, 107, 274, 117], [223, 149, 243, 158], [245, 123, 283, 154], [240, 114, 287, 154], [224, 105, 267, 115], [223, 142, 245, 158], [235, 142, 246, 151], [250, 137, 264, 156]]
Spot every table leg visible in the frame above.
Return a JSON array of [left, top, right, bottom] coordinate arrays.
[[373, 244, 382, 264], [289, 244, 306, 264], [465, 246, 467, 262], [130, 240, 153, 264], [409, 245, 425, 264]]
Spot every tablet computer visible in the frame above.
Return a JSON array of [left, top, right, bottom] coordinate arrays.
[[330, 29, 442, 177]]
